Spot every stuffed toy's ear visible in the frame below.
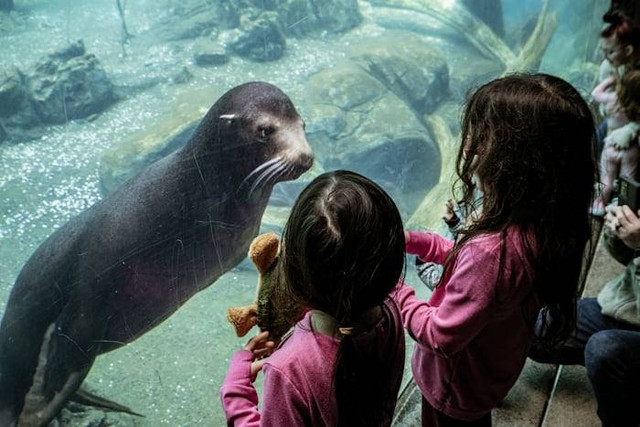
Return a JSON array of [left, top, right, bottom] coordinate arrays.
[[227, 303, 258, 337], [226, 233, 280, 337], [249, 232, 279, 274]]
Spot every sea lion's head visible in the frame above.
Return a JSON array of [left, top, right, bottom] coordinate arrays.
[[200, 82, 313, 195]]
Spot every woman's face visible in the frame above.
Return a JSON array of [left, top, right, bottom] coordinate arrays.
[[601, 36, 632, 67]]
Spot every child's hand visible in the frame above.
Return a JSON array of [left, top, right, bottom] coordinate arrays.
[[606, 205, 640, 249], [244, 331, 276, 377], [442, 199, 460, 227]]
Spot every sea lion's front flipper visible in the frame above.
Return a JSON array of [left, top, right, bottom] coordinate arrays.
[[18, 324, 92, 427]]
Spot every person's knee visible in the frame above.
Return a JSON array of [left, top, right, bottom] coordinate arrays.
[[585, 331, 626, 382]]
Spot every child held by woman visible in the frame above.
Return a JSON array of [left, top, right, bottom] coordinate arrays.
[[395, 74, 596, 425], [595, 70, 640, 211], [593, 11, 640, 159], [220, 170, 406, 426]]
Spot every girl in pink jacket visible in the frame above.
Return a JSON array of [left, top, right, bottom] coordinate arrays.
[[221, 170, 406, 426], [395, 74, 596, 425]]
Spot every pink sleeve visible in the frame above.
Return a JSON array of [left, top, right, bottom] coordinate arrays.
[[260, 365, 309, 426], [220, 350, 261, 426], [394, 242, 500, 356], [406, 230, 453, 264], [592, 76, 616, 104]]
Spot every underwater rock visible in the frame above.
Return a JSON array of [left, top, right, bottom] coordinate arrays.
[[169, 66, 194, 85], [51, 402, 135, 426], [0, 67, 42, 140], [277, 0, 318, 37], [227, 13, 286, 62], [370, 0, 517, 70], [350, 34, 449, 116], [277, 0, 362, 37], [163, 8, 219, 41], [193, 47, 229, 67], [146, 1, 224, 41], [27, 40, 116, 124], [304, 62, 440, 216], [99, 120, 199, 195], [309, 0, 362, 33], [461, 0, 504, 38], [0, 67, 34, 120]]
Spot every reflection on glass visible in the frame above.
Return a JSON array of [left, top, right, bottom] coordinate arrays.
[[0, 0, 606, 425]]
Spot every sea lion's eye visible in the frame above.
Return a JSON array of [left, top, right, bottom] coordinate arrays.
[[259, 126, 274, 139]]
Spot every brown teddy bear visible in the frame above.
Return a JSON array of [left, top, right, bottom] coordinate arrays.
[[227, 232, 306, 341]]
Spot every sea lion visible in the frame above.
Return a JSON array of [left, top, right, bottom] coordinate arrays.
[[0, 81, 313, 427]]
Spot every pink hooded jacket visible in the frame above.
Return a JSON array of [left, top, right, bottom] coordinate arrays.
[[394, 230, 539, 421]]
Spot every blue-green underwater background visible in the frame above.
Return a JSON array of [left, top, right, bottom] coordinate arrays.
[[0, 0, 607, 424]]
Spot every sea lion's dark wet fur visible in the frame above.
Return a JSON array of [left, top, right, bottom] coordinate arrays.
[[0, 82, 313, 426]]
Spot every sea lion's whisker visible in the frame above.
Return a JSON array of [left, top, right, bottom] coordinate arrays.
[[265, 162, 291, 186], [240, 157, 282, 189], [246, 157, 281, 180], [252, 161, 283, 190], [248, 165, 278, 198], [248, 160, 285, 198], [261, 162, 287, 188]]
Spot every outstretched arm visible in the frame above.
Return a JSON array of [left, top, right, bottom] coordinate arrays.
[[394, 241, 499, 356], [405, 230, 454, 264]]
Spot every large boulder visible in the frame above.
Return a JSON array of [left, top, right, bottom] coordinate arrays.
[[99, 121, 198, 195], [27, 40, 116, 124], [303, 62, 441, 216], [277, 0, 362, 37], [350, 34, 449, 116], [309, 0, 361, 34], [226, 12, 286, 62], [0, 67, 41, 130]]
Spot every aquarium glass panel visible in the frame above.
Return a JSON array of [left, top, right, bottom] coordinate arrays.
[[0, 0, 607, 425]]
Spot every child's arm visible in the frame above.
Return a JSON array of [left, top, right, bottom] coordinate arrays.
[[220, 350, 261, 426], [393, 241, 499, 356], [406, 230, 454, 264], [591, 75, 616, 104], [220, 331, 276, 426]]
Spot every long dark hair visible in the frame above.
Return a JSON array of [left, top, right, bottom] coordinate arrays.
[[453, 73, 597, 347], [280, 170, 405, 426]]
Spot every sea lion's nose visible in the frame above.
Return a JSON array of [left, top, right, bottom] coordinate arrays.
[[300, 152, 314, 170]]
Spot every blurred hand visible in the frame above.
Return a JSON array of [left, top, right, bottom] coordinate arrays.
[[442, 199, 460, 226], [243, 331, 276, 378], [606, 205, 640, 249]]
